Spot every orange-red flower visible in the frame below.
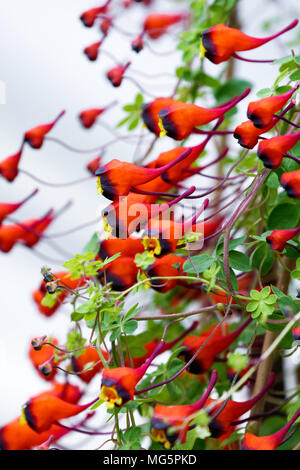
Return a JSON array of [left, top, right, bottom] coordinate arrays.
[[158, 89, 250, 140], [234, 118, 278, 149], [267, 227, 300, 252], [131, 34, 144, 52], [150, 370, 218, 448], [0, 210, 54, 253], [179, 317, 251, 374], [87, 155, 103, 175], [98, 236, 144, 260], [22, 394, 95, 433], [79, 108, 106, 128], [257, 131, 300, 169], [292, 327, 300, 341], [100, 341, 165, 408], [0, 189, 38, 225], [84, 39, 104, 61], [107, 62, 131, 87], [24, 111, 65, 149], [0, 382, 84, 449], [143, 200, 207, 257], [145, 254, 187, 292], [247, 86, 298, 128], [281, 168, 300, 198], [29, 337, 60, 381], [80, 1, 112, 27], [142, 97, 178, 136], [201, 21, 298, 64], [100, 255, 140, 291], [95, 148, 192, 200], [71, 347, 108, 383], [32, 271, 85, 317], [0, 419, 69, 451], [242, 407, 300, 450], [147, 139, 211, 184], [0, 145, 24, 182], [206, 373, 275, 438], [143, 13, 187, 39]]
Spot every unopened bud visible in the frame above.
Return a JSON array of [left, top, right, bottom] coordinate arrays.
[[31, 336, 47, 351], [46, 281, 58, 294], [39, 362, 53, 377], [41, 266, 53, 282]]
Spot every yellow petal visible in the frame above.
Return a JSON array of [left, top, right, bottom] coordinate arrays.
[[97, 176, 103, 195], [158, 117, 167, 138], [199, 37, 207, 59]]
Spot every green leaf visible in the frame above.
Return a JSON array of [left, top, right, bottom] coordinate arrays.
[[123, 303, 141, 321], [261, 286, 271, 298], [71, 311, 84, 321], [250, 289, 262, 300], [256, 88, 272, 98], [268, 203, 300, 230], [229, 250, 252, 272], [290, 69, 300, 81], [251, 243, 274, 275], [266, 172, 279, 189], [110, 327, 121, 342], [214, 78, 252, 104], [123, 320, 138, 334], [82, 233, 99, 256], [246, 301, 259, 312], [183, 254, 215, 273]]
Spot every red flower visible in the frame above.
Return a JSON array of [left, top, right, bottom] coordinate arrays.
[[242, 407, 300, 450], [106, 62, 131, 87], [0, 383, 83, 450], [83, 40, 104, 61], [206, 373, 275, 438], [0, 189, 38, 225], [266, 227, 300, 251], [234, 118, 278, 149], [95, 148, 192, 200], [148, 138, 211, 185], [100, 17, 113, 35], [257, 131, 300, 169], [179, 317, 252, 374], [281, 168, 300, 198], [142, 97, 179, 136], [201, 21, 298, 64], [29, 337, 61, 381], [99, 255, 140, 291], [0, 145, 24, 182], [32, 271, 86, 317], [71, 347, 108, 383], [131, 34, 144, 53], [143, 13, 187, 40], [80, 1, 112, 27], [79, 108, 106, 128], [247, 86, 298, 129], [98, 236, 144, 260], [86, 155, 103, 175], [22, 395, 95, 433], [24, 110, 65, 149], [158, 89, 250, 140], [150, 370, 218, 448], [100, 341, 165, 408], [145, 254, 187, 293]]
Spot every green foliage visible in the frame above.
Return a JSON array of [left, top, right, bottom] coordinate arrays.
[[246, 287, 277, 321], [118, 93, 144, 130], [63, 252, 120, 279]]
